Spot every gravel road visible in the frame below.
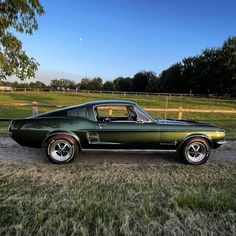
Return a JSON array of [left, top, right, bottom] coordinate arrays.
[[0, 137, 235, 165]]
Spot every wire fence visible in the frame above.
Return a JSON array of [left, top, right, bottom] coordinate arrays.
[[0, 88, 234, 99]]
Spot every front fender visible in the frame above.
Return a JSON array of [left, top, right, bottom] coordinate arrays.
[[177, 133, 213, 150]]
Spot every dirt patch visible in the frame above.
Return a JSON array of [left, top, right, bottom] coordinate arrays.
[[0, 137, 235, 165]]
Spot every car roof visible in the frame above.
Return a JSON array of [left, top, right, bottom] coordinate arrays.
[[30, 100, 137, 118], [83, 100, 137, 107]]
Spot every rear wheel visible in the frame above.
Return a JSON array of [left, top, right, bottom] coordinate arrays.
[[46, 135, 79, 164], [180, 138, 211, 165]]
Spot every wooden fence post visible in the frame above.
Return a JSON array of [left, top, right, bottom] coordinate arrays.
[[109, 107, 112, 116], [32, 102, 38, 115], [178, 107, 183, 120]]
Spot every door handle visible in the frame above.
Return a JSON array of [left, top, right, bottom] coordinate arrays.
[[99, 123, 107, 127]]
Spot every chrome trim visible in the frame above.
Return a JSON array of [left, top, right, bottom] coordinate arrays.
[[86, 132, 100, 144], [82, 149, 176, 152], [217, 140, 227, 145], [92, 103, 155, 123], [89, 142, 121, 145]]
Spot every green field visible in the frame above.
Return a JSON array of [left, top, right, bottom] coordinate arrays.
[[0, 91, 236, 234], [0, 162, 236, 235], [1, 91, 236, 139]]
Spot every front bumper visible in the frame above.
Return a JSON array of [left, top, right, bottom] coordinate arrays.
[[217, 140, 227, 145]]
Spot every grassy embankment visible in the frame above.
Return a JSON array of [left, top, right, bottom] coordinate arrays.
[[0, 162, 236, 235], [0, 91, 236, 139]]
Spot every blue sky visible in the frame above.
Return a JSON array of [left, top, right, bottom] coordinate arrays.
[[13, 0, 236, 84]]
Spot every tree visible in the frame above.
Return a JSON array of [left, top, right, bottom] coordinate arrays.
[[103, 81, 115, 91], [223, 37, 236, 95], [113, 77, 132, 91], [158, 63, 182, 93], [79, 78, 90, 90], [132, 71, 156, 92], [80, 77, 103, 90], [90, 77, 103, 90], [157, 37, 236, 95], [50, 79, 76, 89], [29, 81, 46, 88], [146, 76, 160, 92], [0, 0, 44, 80]]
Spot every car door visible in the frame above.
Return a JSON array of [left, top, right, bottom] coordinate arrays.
[[96, 120, 160, 149], [86, 104, 160, 149]]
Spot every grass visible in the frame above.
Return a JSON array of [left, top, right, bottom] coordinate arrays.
[[0, 162, 235, 235], [0, 91, 236, 139], [0, 92, 235, 234]]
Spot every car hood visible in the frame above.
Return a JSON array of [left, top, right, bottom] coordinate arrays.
[[157, 118, 223, 129]]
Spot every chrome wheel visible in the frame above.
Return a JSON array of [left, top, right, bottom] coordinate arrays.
[[49, 139, 74, 162], [186, 142, 207, 163]]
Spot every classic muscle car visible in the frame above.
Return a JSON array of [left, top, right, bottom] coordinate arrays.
[[9, 100, 226, 164]]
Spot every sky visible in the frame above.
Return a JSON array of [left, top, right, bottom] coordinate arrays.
[[8, 0, 236, 84]]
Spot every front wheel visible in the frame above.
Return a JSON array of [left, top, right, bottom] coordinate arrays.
[[46, 135, 79, 164], [180, 138, 211, 165]]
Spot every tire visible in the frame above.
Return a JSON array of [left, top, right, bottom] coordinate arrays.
[[180, 138, 211, 165], [46, 135, 79, 164]]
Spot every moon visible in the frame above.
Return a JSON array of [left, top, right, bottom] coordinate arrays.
[[79, 38, 83, 41]]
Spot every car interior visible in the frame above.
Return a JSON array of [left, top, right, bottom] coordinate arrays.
[[94, 105, 138, 122]]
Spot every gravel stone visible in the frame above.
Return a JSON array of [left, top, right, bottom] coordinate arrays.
[[0, 137, 235, 165]]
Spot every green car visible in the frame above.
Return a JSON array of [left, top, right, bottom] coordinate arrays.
[[9, 100, 226, 165]]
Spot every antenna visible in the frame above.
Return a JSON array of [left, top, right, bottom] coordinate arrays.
[[164, 96, 168, 124]]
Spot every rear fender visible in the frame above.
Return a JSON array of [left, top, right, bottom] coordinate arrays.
[[42, 131, 82, 150]]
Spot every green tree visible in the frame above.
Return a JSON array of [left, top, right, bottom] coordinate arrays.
[[159, 63, 182, 93], [29, 81, 46, 88], [133, 71, 156, 92], [0, 0, 44, 80], [80, 78, 91, 90], [113, 77, 132, 91], [90, 77, 103, 90], [50, 79, 76, 89], [146, 76, 160, 92], [223, 37, 236, 95], [157, 37, 236, 95], [103, 81, 115, 91]]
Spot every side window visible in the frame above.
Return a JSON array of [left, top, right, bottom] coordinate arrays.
[[96, 106, 129, 118], [95, 105, 129, 122], [67, 107, 88, 118]]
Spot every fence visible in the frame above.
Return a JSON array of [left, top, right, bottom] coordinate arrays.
[[0, 87, 234, 99], [1, 102, 236, 120]]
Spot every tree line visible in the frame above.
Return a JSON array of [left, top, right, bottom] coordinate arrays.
[[1, 2, 235, 96], [1, 37, 235, 95]]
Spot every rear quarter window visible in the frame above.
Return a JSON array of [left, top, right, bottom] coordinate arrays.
[[67, 108, 88, 118]]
